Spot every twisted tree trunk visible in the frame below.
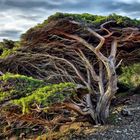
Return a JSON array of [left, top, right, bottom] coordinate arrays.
[[50, 21, 119, 124], [1, 18, 140, 124]]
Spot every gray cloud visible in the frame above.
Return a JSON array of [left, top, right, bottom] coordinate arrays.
[[0, 30, 21, 38], [100, 1, 140, 17], [4, 1, 54, 9], [0, 0, 91, 11], [17, 15, 42, 21], [0, 0, 140, 41], [0, 30, 21, 36], [1, 0, 140, 16]]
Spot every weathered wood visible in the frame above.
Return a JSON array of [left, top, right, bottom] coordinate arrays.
[[0, 19, 140, 124]]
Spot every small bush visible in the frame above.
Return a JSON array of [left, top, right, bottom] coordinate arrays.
[[0, 73, 76, 114], [119, 63, 140, 87], [0, 40, 20, 58], [21, 12, 140, 41], [0, 73, 45, 102], [12, 82, 76, 114]]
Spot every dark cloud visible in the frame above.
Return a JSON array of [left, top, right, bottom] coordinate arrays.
[[0, 30, 21, 38], [4, 1, 54, 9], [17, 15, 41, 21], [0, 0, 140, 41], [100, 1, 140, 16], [0, 0, 91, 11], [129, 11, 140, 18], [1, 0, 140, 15]]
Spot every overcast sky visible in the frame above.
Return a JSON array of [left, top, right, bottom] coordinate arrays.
[[0, 0, 140, 41]]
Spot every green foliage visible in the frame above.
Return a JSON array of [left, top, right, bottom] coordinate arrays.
[[21, 12, 140, 41], [0, 73, 45, 102], [0, 40, 20, 58], [119, 63, 140, 87], [0, 48, 12, 58], [44, 12, 140, 27], [12, 82, 76, 114], [0, 73, 76, 116], [107, 13, 140, 26]]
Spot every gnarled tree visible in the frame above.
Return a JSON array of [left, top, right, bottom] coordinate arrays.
[[0, 16, 140, 124]]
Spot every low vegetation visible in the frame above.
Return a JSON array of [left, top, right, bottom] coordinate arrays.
[[12, 82, 75, 114], [0, 73, 45, 103], [119, 63, 140, 87], [0, 39, 20, 58]]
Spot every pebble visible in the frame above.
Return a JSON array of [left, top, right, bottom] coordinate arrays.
[[118, 117, 122, 121], [116, 130, 122, 133], [121, 109, 132, 116]]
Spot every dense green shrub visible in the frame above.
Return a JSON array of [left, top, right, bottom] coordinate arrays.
[[0, 73, 76, 114], [21, 12, 140, 41], [0, 73, 45, 102], [12, 82, 76, 114], [119, 63, 140, 87], [25, 12, 140, 31], [0, 40, 20, 58]]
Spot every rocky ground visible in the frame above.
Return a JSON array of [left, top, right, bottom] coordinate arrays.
[[1, 93, 140, 140], [69, 94, 140, 140], [87, 95, 140, 140]]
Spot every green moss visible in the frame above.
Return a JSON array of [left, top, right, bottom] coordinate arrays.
[[12, 82, 76, 114], [119, 63, 140, 87]]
